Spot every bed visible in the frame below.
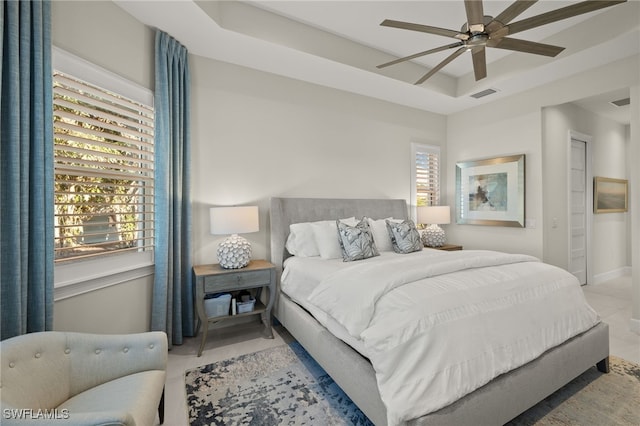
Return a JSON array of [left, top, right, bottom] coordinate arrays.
[[269, 197, 609, 426]]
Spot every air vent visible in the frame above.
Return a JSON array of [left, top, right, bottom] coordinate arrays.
[[610, 98, 630, 107], [470, 88, 497, 99]]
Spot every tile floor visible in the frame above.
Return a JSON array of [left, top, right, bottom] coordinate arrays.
[[581, 275, 639, 364], [162, 275, 639, 426]]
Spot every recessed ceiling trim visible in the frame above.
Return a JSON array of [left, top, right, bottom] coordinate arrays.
[[114, 0, 639, 116]]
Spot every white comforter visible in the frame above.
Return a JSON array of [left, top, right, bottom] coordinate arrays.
[[306, 250, 600, 425]]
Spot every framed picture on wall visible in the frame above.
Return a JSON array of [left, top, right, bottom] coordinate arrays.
[[594, 177, 628, 213], [455, 154, 525, 227]]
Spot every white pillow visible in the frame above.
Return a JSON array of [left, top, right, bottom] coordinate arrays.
[[367, 217, 402, 252], [311, 217, 357, 259], [285, 222, 319, 257], [286, 217, 356, 258]]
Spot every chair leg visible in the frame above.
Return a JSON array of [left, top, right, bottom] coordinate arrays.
[[158, 387, 165, 424]]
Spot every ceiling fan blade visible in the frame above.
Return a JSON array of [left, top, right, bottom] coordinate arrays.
[[377, 42, 464, 69], [471, 46, 487, 80], [506, 0, 626, 36], [487, 37, 565, 57], [415, 47, 467, 85], [381, 19, 469, 40], [486, 0, 538, 33], [464, 0, 485, 31]]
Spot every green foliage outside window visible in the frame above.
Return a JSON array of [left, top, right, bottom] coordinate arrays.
[[53, 72, 153, 261]]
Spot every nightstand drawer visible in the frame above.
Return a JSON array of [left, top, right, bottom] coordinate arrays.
[[204, 269, 271, 292]]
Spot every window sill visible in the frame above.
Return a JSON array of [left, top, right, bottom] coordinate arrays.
[[54, 252, 154, 301]]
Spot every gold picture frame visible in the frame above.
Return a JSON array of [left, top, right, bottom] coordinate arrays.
[[455, 154, 525, 227], [594, 177, 628, 213]]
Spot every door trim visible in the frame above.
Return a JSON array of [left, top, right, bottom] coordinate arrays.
[[568, 130, 593, 285]]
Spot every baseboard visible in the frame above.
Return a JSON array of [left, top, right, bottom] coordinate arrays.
[[630, 318, 640, 335], [591, 266, 631, 285]]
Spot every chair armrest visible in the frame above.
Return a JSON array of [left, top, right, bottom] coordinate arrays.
[[0, 410, 135, 426], [66, 332, 168, 397]]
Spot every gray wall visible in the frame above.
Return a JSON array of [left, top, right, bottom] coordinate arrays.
[[52, 1, 155, 333], [190, 54, 447, 266], [630, 86, 640, 333], [52, 1, 154, 89], [542, 103, 629, 279], [447, 108, 544, 257]]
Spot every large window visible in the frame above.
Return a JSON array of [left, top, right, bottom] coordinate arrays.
[[411, 143, 441, 207], [53, 50, 154, 268]]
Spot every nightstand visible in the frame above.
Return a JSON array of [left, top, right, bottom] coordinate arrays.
[[193, 259, 275, 357], [429, 244, 463, 251]]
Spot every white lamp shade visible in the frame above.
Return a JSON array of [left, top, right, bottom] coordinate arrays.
[[417, 206, 451, 225], [210, 206, 259, 235]]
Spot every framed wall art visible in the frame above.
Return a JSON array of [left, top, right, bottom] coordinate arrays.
[[455, 154, 525, 227], [594, 177, 628, 213]]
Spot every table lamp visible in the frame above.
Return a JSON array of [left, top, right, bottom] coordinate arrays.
[[417, 206, 450, 247], [210, 206, 259, 269]]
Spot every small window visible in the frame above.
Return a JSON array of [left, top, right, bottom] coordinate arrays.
[[53, 69, 154, 263], [411, 143, 441, 207]]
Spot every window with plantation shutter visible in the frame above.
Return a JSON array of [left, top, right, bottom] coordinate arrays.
[[53, 70, 154, 263], [411, 143, 441, 207]]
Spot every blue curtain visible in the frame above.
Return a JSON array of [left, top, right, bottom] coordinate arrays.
[[0, 0, 54, 340], [152, 30, 193, 347]]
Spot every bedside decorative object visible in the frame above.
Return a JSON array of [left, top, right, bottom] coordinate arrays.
[[418, 206, 450, 247], [210, 206, 259, 269]]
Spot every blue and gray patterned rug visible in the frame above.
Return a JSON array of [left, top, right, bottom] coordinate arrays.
[[185, 343, 640, 426], [185, 342, 373, 426]]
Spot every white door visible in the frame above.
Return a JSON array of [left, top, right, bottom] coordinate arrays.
[[569, 139, 587, 285]]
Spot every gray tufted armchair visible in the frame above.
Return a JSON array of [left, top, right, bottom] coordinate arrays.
[[0, 331, 167, 425]]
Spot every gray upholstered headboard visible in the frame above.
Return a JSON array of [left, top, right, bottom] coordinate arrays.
[[269, 197, 408, 275]]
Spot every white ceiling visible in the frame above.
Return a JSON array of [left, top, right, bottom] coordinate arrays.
[[249, 0, 600, 77], [116, 0, 638, 123]]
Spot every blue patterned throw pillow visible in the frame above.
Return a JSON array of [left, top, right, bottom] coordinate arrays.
[[386, 219, 423, 254], [337, 218, 380, 262]]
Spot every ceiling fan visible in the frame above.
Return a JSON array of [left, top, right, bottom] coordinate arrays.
[[377, 0, 627, 84]]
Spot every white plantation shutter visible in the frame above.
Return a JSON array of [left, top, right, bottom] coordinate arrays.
[[53, 71, 154, 262], [412, 143, 440, 207]]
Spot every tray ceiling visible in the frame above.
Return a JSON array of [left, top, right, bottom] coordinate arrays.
[[116, 0, 638, 120]]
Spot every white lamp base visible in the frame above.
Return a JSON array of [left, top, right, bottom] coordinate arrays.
[[217, 234, 252, 269], [421, 224, 446, 247]]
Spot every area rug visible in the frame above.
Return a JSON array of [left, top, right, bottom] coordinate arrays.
[[185, 343, 639, 426], [185, 342, 372, 425], [507, 355, 640, 426]]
